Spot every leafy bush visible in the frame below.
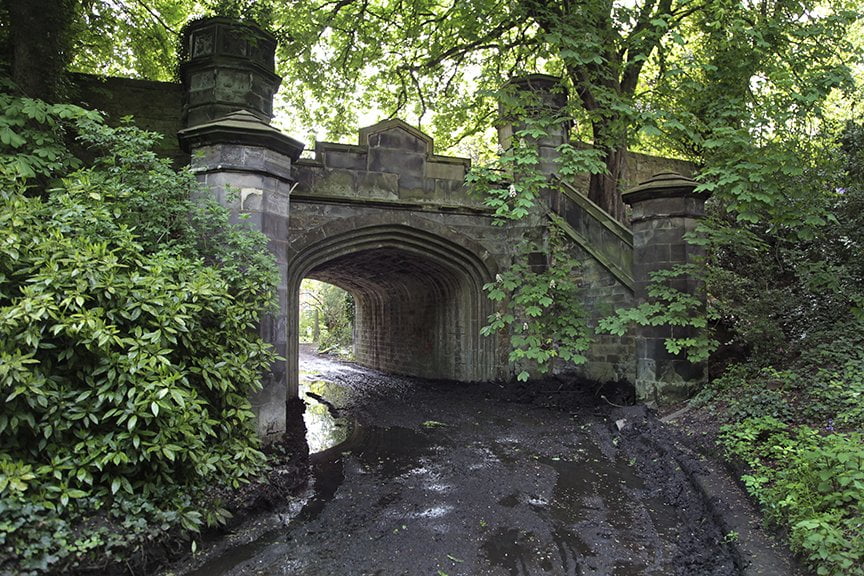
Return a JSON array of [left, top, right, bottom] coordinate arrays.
[[704, 325, 864, 433], [711, 308, 864, 576], [704, 295, 864, 576], [721, 422, 864, 576], [0, 90, 278, 574], [798, 329, 864, 429]]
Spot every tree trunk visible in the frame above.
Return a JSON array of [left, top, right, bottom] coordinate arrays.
[[312, 308, 320, 343], [5, 0, 76, 100], [564, 62, 630, 225], [589, 145, 627, 223]]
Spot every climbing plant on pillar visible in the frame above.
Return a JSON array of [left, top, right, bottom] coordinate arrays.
[[466, 79, 598, 382], [481, 222, 592, 381], [467, 79, 606, 223]]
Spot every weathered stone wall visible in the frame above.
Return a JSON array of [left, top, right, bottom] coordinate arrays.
[[542, 150, 695, 384], [569, 249, 636, 383], [624, 173, 710, 403], [70, 73, 186, 165], [294, 120, 480, 208], [178, 109, 303, 439], [548, 151, 694, 385], [186, 140, 295, 437], [349, 259, 469, 378], [282, 120, 533, 390]]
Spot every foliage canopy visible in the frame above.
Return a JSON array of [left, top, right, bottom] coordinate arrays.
[[5, 0, 859, 219]]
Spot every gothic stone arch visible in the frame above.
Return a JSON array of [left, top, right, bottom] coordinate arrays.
[[285, 215, 503, 398]]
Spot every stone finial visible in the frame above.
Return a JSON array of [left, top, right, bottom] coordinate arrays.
[[499, 74, 569, 119], [178, 109, 304, 162], [622, 171, 708, 206], [179, 17, 281, 127]]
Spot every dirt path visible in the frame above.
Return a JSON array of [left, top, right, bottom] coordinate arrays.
[[178, 348, 746, 576]]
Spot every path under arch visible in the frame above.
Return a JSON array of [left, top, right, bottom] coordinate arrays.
[[285, 221, 501, 398]]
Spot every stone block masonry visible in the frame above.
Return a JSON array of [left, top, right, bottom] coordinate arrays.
[[179, 17, 281, 127], [623, 172, 710, 403], [89, 16, 709, 439], [70, 73, 186, 166], [294, 119, 479, 209], [178, 108, 303, 439]]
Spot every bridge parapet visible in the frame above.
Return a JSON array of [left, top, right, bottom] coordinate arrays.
[[293, 119, 487, 211]]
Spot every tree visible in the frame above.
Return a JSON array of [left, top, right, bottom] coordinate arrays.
[[267, 0, 684, 220], [0, 0, 194, 99], [0, 0, 77, 100], [300, 280, 354, 353], [266, 0, 859, 223], [4, 0, 856, 224]]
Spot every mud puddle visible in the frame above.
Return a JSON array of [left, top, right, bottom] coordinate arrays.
[[177, 349, 738, 576]]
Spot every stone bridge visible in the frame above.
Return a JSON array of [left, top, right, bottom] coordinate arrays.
[[75, 17, 708, 439], [289, 119, 504, 387], [179, 110, 531, 435]]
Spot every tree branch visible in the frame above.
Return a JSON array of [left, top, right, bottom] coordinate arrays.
[[134, 0, 179, 36], [400, 18, 521, 72]]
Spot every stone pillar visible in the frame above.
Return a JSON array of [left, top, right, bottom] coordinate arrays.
[[178, 112, 304, 439], [179, 17, 281, 127], [178, 18, 306, 439], [497, 74, 570, 176], [622, 172, 710, 404], [496, 74, 571, 244]]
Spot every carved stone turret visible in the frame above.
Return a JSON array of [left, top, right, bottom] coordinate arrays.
[[179, 17, 281, 127]]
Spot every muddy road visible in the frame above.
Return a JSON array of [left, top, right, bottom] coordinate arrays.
[[184, 348, 740, 576]]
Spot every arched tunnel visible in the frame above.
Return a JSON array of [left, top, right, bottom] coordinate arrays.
[[285, 224, 500, 397]]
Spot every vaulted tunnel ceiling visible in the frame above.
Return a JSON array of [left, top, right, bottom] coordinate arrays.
[[304, 246, 481, 382], [306, 248, 462, 296], [287, 223, 499, 387]]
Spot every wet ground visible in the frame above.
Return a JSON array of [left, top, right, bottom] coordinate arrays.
[[180, 347, 741, 576]]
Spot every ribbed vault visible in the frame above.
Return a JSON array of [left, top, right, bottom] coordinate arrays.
[[286, 224, 498, 396]]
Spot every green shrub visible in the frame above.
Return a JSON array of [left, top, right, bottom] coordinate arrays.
[[796, 326, 864, 429], [0, 90, 278, 573], [721, 421, 864, 576]]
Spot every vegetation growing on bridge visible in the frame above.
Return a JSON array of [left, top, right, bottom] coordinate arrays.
[[299, 279, 354, 356], [481, 224, 592, 382]]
